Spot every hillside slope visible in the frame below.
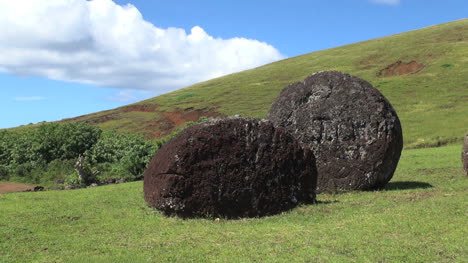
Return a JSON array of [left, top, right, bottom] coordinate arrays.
[[64, 19, 468, 148]]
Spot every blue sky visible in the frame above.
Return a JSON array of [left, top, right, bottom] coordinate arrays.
[[0, 0, 466, 128]]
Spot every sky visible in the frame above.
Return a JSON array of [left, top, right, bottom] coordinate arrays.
[[0, 0, 466, 129]]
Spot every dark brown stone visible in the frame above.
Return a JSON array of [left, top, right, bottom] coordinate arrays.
[[463, 132, 468, 175], [268, 71, 403, 192], [33, 186, 44, 192], [144, 117, 317, 218]]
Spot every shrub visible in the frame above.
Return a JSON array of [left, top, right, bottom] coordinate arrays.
[[1, 118, 210, 187], [86, 131, 158, 180], [31, 123, 101, 162], [33, 159, 76, 187], [64, 173, 83, 188], [0, 165, 9, 181]]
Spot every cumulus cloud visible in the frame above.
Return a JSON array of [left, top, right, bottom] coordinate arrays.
[[0, 0, 284, 93], [14, 96, 47, 101], [370, 0, 400, 5]]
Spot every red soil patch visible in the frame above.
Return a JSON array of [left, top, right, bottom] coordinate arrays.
[[162, 109, 220, 127], [158, 109, 224, 135], [121, 105, 156, 112], [378, 61, 425, 77], [162, 112, 187, 127], [0, 182, 37, 194], [62, 104, 224, 140]]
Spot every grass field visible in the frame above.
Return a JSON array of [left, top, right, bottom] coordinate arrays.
[[1, 145, 466, 262]]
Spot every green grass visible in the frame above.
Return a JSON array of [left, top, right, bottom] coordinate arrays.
[[1, 145, 466, 262]]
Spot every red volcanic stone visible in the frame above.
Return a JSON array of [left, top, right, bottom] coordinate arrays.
[[268, 71, 403, 192], [144, 117, 317, 218]]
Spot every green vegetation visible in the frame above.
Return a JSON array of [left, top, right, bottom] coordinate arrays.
[[0, 145, 466, 262], [50, 19, 468, 149], [82, 130, 158, 184], [0, 123, 158, 187], [1, 118, 212, 187]]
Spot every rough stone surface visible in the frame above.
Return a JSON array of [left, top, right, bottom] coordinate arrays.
[[144, 117, 317, 218], [463, 132, 468, 175], [268, 71, 403, 192]]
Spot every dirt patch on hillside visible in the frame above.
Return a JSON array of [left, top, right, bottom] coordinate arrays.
[[121, 105, 156, 112], [378, 61, 425, 77], [0, 183, 38, 194], [62, 104, 224, 140], [162, 108, 222, 127], [102, 107, 222, 139], [157, 108, 224, 136]]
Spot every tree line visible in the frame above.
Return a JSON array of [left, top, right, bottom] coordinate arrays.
[[0, 123, 159, 188]]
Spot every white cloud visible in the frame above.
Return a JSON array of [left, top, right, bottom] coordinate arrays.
[[14, 96, 47, 101], [0, 0, 284, 94], [370, 0, 400, 5]]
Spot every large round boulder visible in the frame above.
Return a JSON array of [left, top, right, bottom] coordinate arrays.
[[268, 71, 403, 192], [463, 132, 468, 175], [144, 117, 317, 218]]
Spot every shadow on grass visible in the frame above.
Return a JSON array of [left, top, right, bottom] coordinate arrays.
[[313, 199, 339, 205], [384, 181, 433, 191]]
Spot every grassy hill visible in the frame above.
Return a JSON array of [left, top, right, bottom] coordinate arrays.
[[60, 19, 468, 149]]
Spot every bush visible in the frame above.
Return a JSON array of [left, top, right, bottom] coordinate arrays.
[[0, 165, 9, 181], [0, 118, 211, 187], [31, 123, 101, 162], [95, 163, 133, 183], [86, 131, 157, 180], [64, 173, 83, 188], [30, 159, 76, 187]]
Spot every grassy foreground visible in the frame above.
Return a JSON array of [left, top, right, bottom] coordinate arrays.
[[0, 145, 466, 262]]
